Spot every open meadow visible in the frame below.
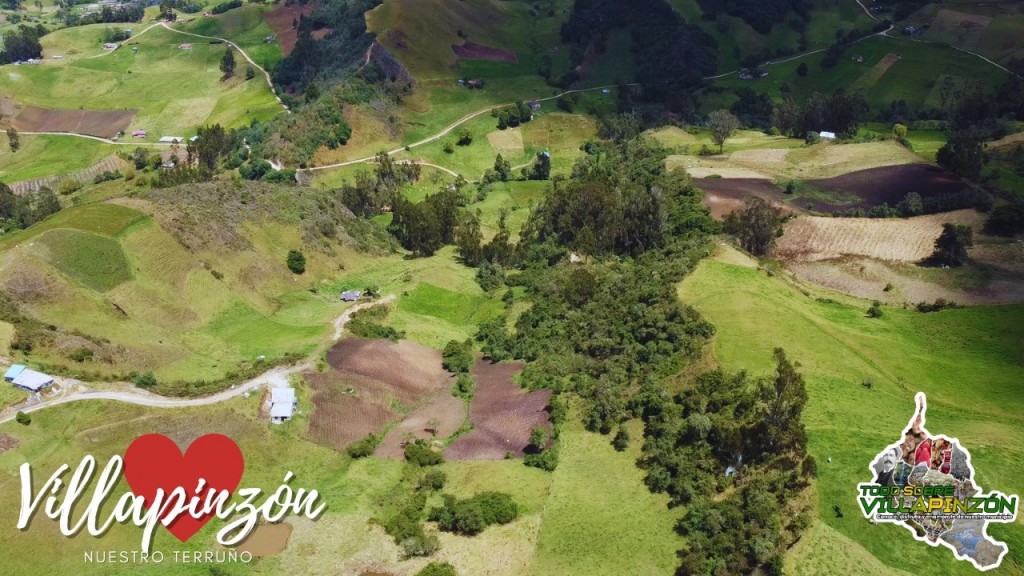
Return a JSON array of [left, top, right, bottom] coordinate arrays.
[[679, 245, 1024, 575], [0, 24, 280, 141]]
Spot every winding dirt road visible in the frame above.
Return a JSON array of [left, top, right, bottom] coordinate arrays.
[[0, 296, 394, 425]]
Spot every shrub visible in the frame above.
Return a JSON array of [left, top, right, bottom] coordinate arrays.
[[15, 411, 30, 425], [428, 492, 518, 535], [866, 301, 883, 318], [69, 347, 94, 362], [883, 282, 893, 292], [286, 249, 306, 274], [346, 433, 380, 458], [132, 371, 157, 388], [405, 439, 444, 466], [418, 470, 448, 491], [523, 444, 559, 471], [442, 339, 473, 374], [443, 141, 455, 154], [457, 128, 473, 146], [612, 427, 630, 451], [416, 563, 457, 576], [245, 66, 255, 80], [453, 373, 474, 400]]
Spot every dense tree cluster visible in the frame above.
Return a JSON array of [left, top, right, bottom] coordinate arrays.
[[211, 0, 241, 14], [272, 0, 379, 91], [0, 181, 61, 231], [639, 351, 813, 575], [388, 186, 462, 257], [772, 91, 869, 138], [930, 223, 973, 267], [696, 0, 809, 34], [0, 25, 45, 64], [428, 492, 518, 535], [560, 0, 716, 113], [339, 152, 420, 217]]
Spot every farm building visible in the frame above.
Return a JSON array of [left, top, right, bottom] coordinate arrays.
[[132, 130, 146, 138], [178, 43, 192, 50], [102, 43, 119, 51], [269, 387, 297, 423], [4, 365, 54, 393], [819, 131, 837, 140], [341, 290, 362, 302], [528, 100, 541, 112]]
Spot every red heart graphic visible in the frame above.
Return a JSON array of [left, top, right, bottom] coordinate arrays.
[[123, 433, 244, 543]]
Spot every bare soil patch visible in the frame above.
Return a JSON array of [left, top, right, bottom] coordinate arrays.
[[695, 178, 804, 219], [452, 41, 517, 63], [808, 164, 967, 208], [487, 128, 524, 156], [0, 433, 18, 454], [375, 391, 467, 458], [264, 2, 318, 56], [445, 361, 551, 461], [774, 210, 984, 262], [237, 522, 293, 557], [305, 371, 401, 451], [326, 338, 453, 400], [854, 53, 901, 88], [11, 106, 135, 138], [309, 338, 454, 452]]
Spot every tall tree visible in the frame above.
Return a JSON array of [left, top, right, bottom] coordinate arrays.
[[6, 126, 19, 153], [220, 47, 236, 79], [723, 196, 784, 257], [455, 209, 484, 266], [708, 110, 740, 153], [931, 223, 973, 267]]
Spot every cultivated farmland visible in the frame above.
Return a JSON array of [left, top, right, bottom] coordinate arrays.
[[445, 360, 551, 460]]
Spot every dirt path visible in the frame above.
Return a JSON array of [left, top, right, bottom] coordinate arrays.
[[0, 295, 395, 425], [302, 83, 636, 174]]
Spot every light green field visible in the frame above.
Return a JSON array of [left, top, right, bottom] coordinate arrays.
[[36, 229, 132, 291], [176, 4, 283, 69], [0, 375, 686, 576], [714, 35, 1009, 112], [529, 417, 681, 576], [0, 24, 280, 141], [679, 246, 1024, 575], [0, 134, 117, 184]]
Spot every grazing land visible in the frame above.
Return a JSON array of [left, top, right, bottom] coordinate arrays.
[[679, 246, 1024, 576]]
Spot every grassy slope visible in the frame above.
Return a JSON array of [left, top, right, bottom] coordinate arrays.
[[713, 35, 1008, 112], [0, 25, 279, 141], [679, 246, 1024, 575], [176, 4, 283, 69], [0, 135, 116, 183]]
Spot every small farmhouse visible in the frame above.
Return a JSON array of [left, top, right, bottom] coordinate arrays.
[[341, 290, 362, 302], [819, 131, 837, 140], [4, 365, 55, 393], [132, 130, 147, 138], [269, 387, 297, 423], [178, 43, 192, 50]]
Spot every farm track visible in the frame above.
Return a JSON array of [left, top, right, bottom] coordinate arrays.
[[0, 295, 394, 425]]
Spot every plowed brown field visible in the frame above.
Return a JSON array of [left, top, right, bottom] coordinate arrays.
[[445, 361, 551, 460]]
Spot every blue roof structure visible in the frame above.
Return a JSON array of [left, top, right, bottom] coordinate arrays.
[[4, 364, 26, 381]]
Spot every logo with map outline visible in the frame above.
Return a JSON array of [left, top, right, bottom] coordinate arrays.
[[858, 392, 1018, 571]]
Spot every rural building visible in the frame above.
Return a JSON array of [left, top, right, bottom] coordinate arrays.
[[102, 43, 119, 51], [132, 130, 146, 138], [269, 387, 297, 423], [4, 365, 54, 393], [159, 136, 184, 143], [528, 100, 541, 112], [341, 290, 362, 302], [819, 131, 837, 140], [178, 43, 192, 50]]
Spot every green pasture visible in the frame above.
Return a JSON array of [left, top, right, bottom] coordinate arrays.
[[529, 416, 681, 576], [0, 134, 117, 184], [0, 24, 280, 141], [679, 247, 1024, 575], [715, 35, 1009, 112], [176, 4, 282, 69], [35, 229, 132, 291]]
